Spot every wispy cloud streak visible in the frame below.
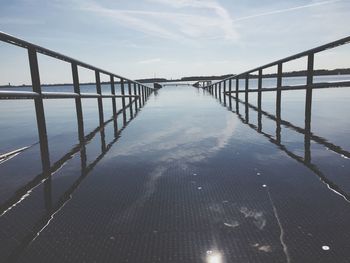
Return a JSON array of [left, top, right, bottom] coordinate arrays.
[[79, 0, 238, 42], [149, 0, 238, 40], [138, 58, 162, 64], [234, 0, 343, 22]]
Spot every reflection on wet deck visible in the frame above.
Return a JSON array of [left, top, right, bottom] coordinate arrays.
[[1, 85, 350, 262], [217, 91, 350, 203], [2, 31, 350, 263]]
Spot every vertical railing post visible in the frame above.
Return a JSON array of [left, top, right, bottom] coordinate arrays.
[[142, 85, 145, 105], [28, 47, 50, 172], [95, 70, 104, 127], [120, 78, 127, 125], [110, 75, 118, 135], [72, 63, 84, 143], [138, 84, 142, 108], [258, 69, 262, 111], [236, 78, 239, 98], [235, 78, 239, 113], [217, 83, 220, 98], [223, 81, 226, 105], [133, 83, 138, 111], [128, 81, 134, 118], [245, 74, 249, 103], [305, 53, 314, 163], [245, 75, 249, 122], [276, 63, 283, 120], [228, 79, 232, 109], [258, 69, 263, 132], [276, 63, 283, 144], [28, 47, 52, 212]]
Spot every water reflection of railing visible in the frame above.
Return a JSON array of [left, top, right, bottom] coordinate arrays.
[[211, 87, 350, 204], [0, 31, 155, 200], [0, 32, 157, 261], [197, 36, 350, 205], [2, 91, 146, 262]]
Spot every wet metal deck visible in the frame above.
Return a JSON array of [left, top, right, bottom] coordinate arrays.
[[1, 85, 350, 262]]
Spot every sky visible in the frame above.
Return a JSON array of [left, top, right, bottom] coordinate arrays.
[[0, 0, 350, 84]]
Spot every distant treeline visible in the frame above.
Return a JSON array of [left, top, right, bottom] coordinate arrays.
[[2, 68, 349, 88], [248, 68, 350, 78], [135, 75, 234, 83], [179, 68, 350, 81]]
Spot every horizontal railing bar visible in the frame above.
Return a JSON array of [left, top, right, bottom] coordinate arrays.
[[202, 35, 350, 86], [44, 92, 79, 98], [224, 81, 350, 93], [0, 90, 140, 99], [0, 91, 40, 98], [242, 36, 350, 76], [0, 31, 154, 89], [79, 93, 139, 99], [238, 36, 350, 76], [0, 95, 140, 216]]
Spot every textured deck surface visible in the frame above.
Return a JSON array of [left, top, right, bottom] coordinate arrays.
[[1, 86, 350, 263]]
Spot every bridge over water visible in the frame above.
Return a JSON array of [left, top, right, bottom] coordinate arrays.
[[1, 32, 350, 263]]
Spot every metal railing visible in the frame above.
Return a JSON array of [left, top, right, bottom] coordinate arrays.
[[211, 84, 350, 203], [201, 35, 350, 146], [201, 36, 350, 116], [1, 92, 147, 261], [200, 36, 350, 203], [0, 31, 156, 182]]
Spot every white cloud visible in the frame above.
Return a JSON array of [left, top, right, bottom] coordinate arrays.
[[80, 2, 183, 40], [138, 58, 162, 64], [148, 0, 238, 40], [78, 0, 238, 42], [233, 0, 343, 22]]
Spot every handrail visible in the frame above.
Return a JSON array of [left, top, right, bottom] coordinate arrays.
[[0, 31, 158, 196], [237, 35, 350, 77], [200, 35, 350, 203], [0, 96, 139, 217], [1, 95, 146, 262], [213, 88, 350, 204], [0, 31, 149, 87], [0, 90, 140, 99], [201, 35, 350, 89], [200, 36, 350, 146]]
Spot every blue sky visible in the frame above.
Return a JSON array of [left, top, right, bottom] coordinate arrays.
[[1, 0, 350, 84]]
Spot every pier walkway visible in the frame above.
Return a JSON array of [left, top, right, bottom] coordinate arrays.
[[1, 32, 350, 263], [1, 85, 350, 262]]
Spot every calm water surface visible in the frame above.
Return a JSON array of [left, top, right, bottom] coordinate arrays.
[[0, 83, 350, 263]]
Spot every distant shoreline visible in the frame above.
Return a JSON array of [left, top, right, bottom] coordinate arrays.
[[1, 69, 350, 88]]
